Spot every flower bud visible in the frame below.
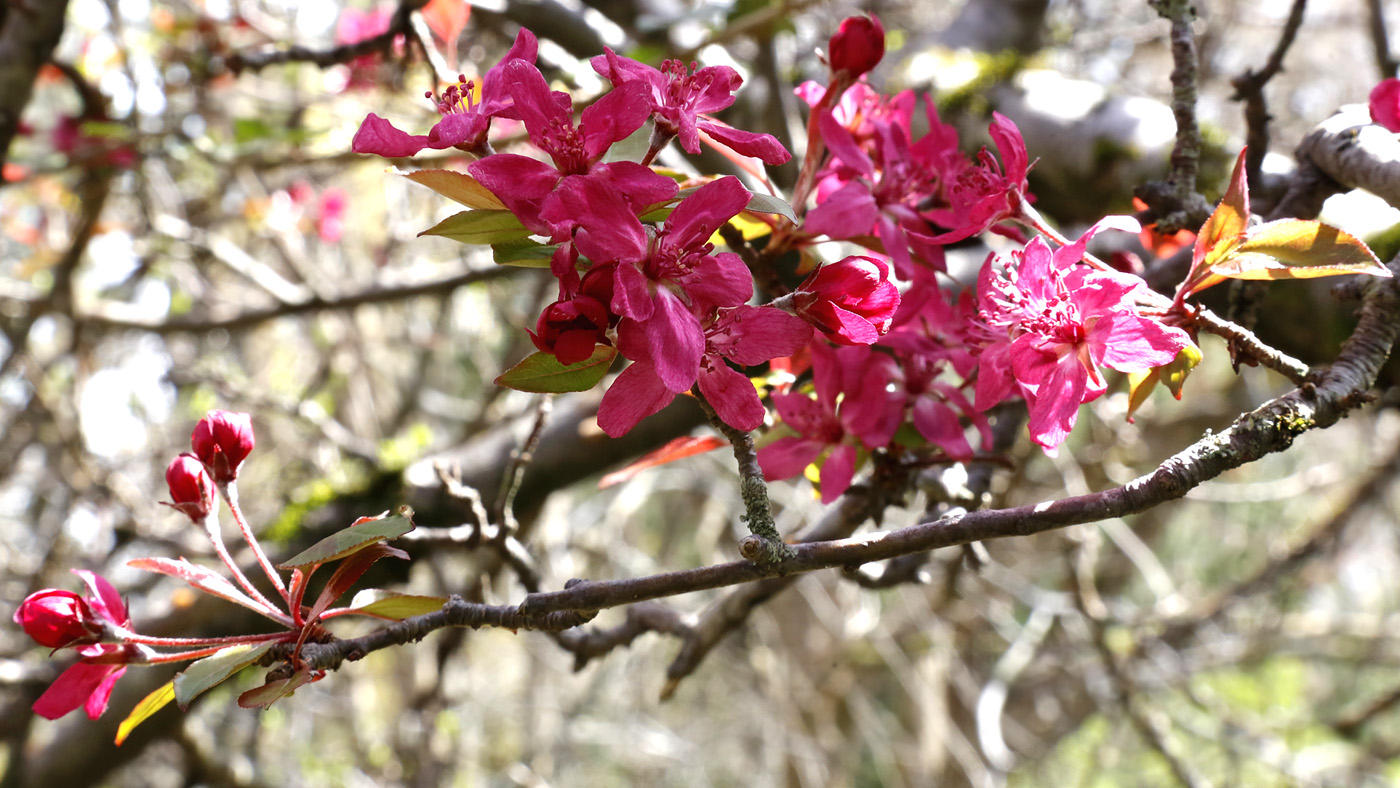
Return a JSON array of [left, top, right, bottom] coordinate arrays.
[[165, 454, 215, 520], [530, 295, 613, 365], [793, 255, 900, 345], [828, 14, 884, 78], [191, 410, 254, 483], [13, 589, 95, 649]]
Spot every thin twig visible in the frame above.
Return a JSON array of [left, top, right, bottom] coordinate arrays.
[[1140, 0, 1213, 233], [691, 387, 792, 562], [1229, 0, 1307, 196], [222, 0, 430, 75]]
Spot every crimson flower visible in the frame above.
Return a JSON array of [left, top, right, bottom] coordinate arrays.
[[758, 343, 897, 502], [22, 570, 135, 720], [191, 410, 255, 484], [791, 255, 900, 345], [1371, 78, 1400, 133], [469, 60, 660, 237], [927, 112, 1032, 244], [590, 48, 791, 165], [561, 175, 755, 393], [803, 110, 944, 277], [828, 14, 885, 78], [971, 232, 1190, 452], [597, 305, 812, 436], [352, 28, 538, 157], [165, 454, 216, 520]]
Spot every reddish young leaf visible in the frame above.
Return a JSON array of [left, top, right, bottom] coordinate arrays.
[[598, 435, 727, 489], [1182, 148, 1251, 295], [495, 347, 618, 393], [127, 557, 273, 616], [236, 666, 321, 709], [1209, 219, 1389, 280], [305, 543, 410, 626]]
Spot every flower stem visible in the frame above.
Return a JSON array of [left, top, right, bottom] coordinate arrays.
[[221, 480, 290, 603], [116, 629, 289, 649], [198, 510, 287, 617]]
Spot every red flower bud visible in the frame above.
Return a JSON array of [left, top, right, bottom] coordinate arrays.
[[165, 454, 215, 520], [191, 410, 254, 483], [530, 295, 613, 365], [829, 14, 885, 78], [793, 255, 900, 346], [13, 589, 95, 649]]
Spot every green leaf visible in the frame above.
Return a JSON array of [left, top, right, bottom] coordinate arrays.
[[400, 169, 506, 210], [278, 507, 416, 569], [174, 642, 277, 710], [237, 666, 320, 709], [347, 589, 449, 620], [744, 191, 797, 222], [492, 237, 556, 268], [495, 347, 617, 393], [115, 681, 175, 746], [1208, 219, 1390, 281], [419, 210, 532, 245]]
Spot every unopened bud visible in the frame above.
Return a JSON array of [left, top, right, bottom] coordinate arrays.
[[829, 14, 885, 78], [165, 454, 215, 521], [13, 590, 95, 649], [191, 410, 254, 484]]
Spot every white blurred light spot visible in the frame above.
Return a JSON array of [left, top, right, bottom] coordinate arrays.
[[79, 341, 175, 459]]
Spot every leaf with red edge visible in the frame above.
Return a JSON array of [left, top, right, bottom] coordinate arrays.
[[599, 435, 726, 489], [496, 347, 617, 393], [128, 557, 274, 615], [279, 507, 415, 569], [421, 0, 470, 50], [237, 666, 321, 709], [401, 169, 506, 210], [174, 642, 277, 710], [1183, 148, 1252, 295], [305, 543, 409, 625], [115, 681, 175, 746]]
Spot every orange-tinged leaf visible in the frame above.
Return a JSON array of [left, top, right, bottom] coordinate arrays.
[[400, 169, 506, 210], [1210, 219, 1391, 280], [1126, 342, 1201, 420], [598, 435, 726, 488], [1185, 148, 1251, 294], [115, 681, 175, 746]]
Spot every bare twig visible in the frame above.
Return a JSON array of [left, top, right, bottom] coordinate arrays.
[[692, 387, 792, 563], [492, 394, 554, 544], [222, 0, 429, 75], [1229, 0, 1308, 196], [1139, 0, 1214, 233], [1366, 0, 1398, 79]]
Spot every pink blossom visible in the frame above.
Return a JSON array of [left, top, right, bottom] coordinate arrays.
[[22, 570, 134, 720], [1371, 78, 1400, 133], [758, 343, 898, 502], [590, 48, 790, 165], [597, 305, 812, 436], [468, 60, 661, 237], [191, 410, 254, 484], [803, 111, 945, 277], [352, 28, 539, 157], [927, 113, 1032, 244], [790, 255, 900, 345], [562, 175, 755, 393], [971, 230, 1190, 452]]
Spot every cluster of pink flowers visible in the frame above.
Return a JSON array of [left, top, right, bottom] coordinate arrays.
[[348, 15, 1198, 496]]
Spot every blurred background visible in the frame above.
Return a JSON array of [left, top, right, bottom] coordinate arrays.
[[5, 0, 1400, 786]]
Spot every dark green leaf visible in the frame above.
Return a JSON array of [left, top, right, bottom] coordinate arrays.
[[493, 237, 556, 267], [278, 507, 415, 569]]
